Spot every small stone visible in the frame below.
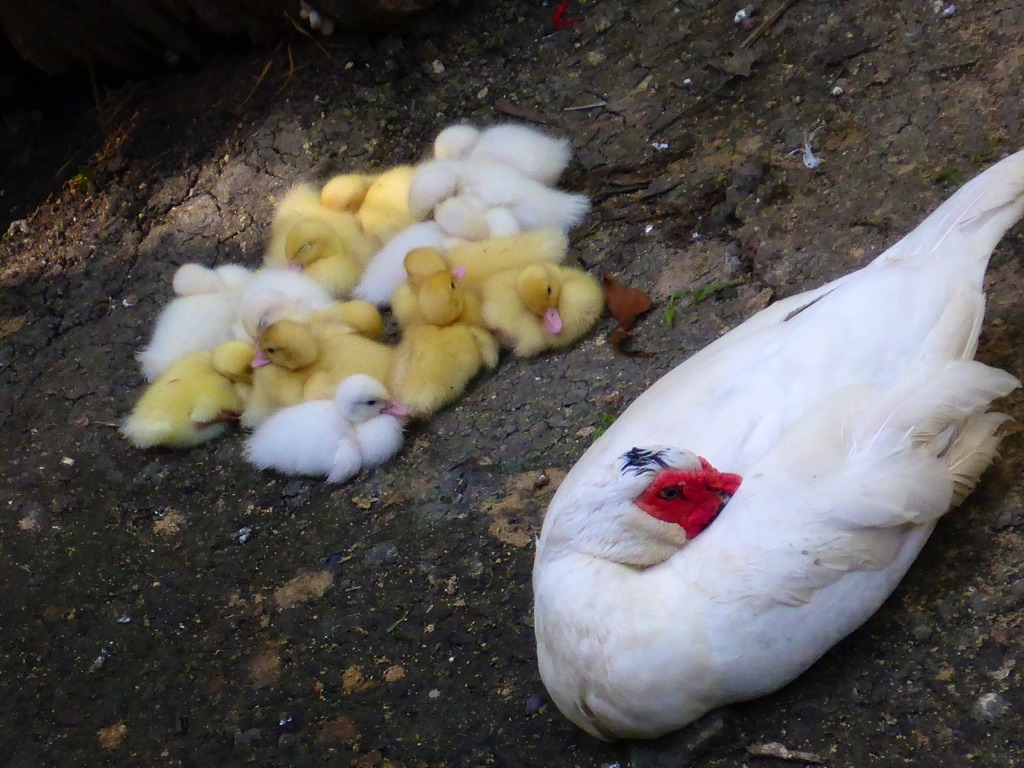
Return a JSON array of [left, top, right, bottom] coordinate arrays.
[[831, 85, 844, 96], [975, 692, 1008, 721], [585, 51, 607, 67], [428, 689, 441, 699], [431, 60, 445, 75]]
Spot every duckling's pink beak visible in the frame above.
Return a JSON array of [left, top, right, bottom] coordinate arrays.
[[383, 400, 411, 418], [543, 307, 563, 334], [451, 265, 467, 283], [287, 262, 303, 272], [252, 349, 271, 368]]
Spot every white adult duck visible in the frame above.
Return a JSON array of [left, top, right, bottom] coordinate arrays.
[[533, 151, 1024, 740]]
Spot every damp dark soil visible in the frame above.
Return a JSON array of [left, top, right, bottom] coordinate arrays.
[[3, 1, 1024, 766]]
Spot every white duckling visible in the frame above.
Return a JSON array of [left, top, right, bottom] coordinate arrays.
[[137, 262, 254, 381], [433, 122, 572, 185], [232, 267, 335, 344], [408, 158, 590, 241], [244, 374, 408, 483], [533, 150, 1024, 741]]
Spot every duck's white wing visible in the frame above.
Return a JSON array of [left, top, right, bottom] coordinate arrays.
[[676, 359, 1019, 609]]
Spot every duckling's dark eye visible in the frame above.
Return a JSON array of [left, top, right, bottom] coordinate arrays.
[[266, 347, 277, 355], [546, 286, 552, 295], [657, 486, 683, 501], [365, 399, 378, 406], [450, 281, 456, 290]]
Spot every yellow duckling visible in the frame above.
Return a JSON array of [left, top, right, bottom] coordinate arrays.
[[310, 299, 385, 341], [264, 184, 380, 297], [242, 318, 394, 427], [480, 263, 605, 357], [211, 339, 258, 401], [321, 165, 419, 243], [391, 248, 485, 329], [388, 267, 499, 419], [122, 342, 255, 449]]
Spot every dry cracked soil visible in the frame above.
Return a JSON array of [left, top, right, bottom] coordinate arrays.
[[2, 1, 1024, 766]]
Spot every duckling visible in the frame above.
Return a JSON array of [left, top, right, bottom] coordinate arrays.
[[122, 348, 249, 449], [408, 159, 590, 240], [244, 374, 408, 483], [389, 322, 499, 420], [172, 262, 253, 296], [433, 122, 572, 185], [137, 263, 255, 381], [310, 299, 385, 341], [242, 318, 395, 427], [321, 165, 419, 243], [391, 249, 484, 330], [387, 265, 499, 418], [232, 267, 335, 343], [210, 339, 258, 401], [264, 184, 380, 297], [481, 263, 605, 357], [445, 229, 569, 291]]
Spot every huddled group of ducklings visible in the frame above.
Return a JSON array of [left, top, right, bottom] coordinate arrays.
[[123, 122, 606, 483]]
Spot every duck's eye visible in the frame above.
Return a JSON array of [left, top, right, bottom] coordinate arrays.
[[657, 486, 683, 501], [450, 281, 456, 291], [365, 399, 378, 406], [546, 285, 552, 296], [265, 347, 277, 355]]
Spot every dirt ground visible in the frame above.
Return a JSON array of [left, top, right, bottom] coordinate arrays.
[[2, 0, 1024, 765]]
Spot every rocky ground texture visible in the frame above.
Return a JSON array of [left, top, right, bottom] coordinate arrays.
[[2, 1, 1024, 766]]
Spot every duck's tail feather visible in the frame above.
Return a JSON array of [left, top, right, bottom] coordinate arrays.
[[878, 150, 1024, 275]]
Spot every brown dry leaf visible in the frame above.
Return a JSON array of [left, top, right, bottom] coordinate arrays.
[[602, 275, 652, 332], [98, 723, 128, 749], [273, 569, 333, 610], [610, 330, 654, 358], [316, 716, 359, 745], [483, 469, 567, 547]]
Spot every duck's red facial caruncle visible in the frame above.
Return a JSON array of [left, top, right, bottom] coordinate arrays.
[[634, 458, 742, 538]]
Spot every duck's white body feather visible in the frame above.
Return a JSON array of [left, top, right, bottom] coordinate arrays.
[[534, 151, 1024, 740]]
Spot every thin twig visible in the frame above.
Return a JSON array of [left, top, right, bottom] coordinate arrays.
[[741, 0, 799, 49], [563, 100, 608, 111]]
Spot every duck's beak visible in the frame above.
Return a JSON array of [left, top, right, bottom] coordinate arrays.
[[452, 265, 467, 283], [543, 307, 563, 334], [383, 400, 411, 418], [252, 349, 271, 368], [287, 261, 304, 272]]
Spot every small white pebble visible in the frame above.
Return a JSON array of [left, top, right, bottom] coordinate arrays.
[[682, 77, 693, 85], [237, 526, 253, 544], [942, 4, 956, 16], [975, 692, 1008, 721], [831, 85, 844, 96], [428, 689, 441, 699], [734, 8, 749, 23], [651, 141, 669, 150], [431, 60, 445, 75], [117, 615, 131, 624], [61, 456, 75, 466], [644, 224, 655, 234]]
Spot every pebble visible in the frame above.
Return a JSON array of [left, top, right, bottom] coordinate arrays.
[[974, 692, 1008, 721], [364, 542, 399, 569]]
